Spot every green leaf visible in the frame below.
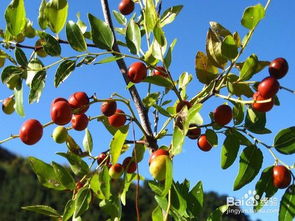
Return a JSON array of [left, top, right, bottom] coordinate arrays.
[[164, 38, 177, 68], [83, 128, 93, 153], [153, 104, 171, 117], [132, 142, 146, 162], [188, 181, 203, 217], [66, 21, 87, 52], [110, 125, 129, 165], [52, 162, 75, 190], [232, 101, 244, 125], [46, 0, 68, 33], [95, 55, 124, 64], [28, 157, 65, 190], [239, 54, 258, 81], [120, 173, 137, 205], [15, 47, 28, 67], [149, 180, 164, 196], [29, 70, 46, 104], [152, 39, 167, 61], [206, 29, 227, 69], [206, 129, 218, 147], [26, 58, 43, 86], [76, 12, 87, 34], [195, 51, 218, 84], [56, 152, 89, 176], [76, 56, 96, 67], [74, 187, 92, 218], [221, 35, 238, 60], [209, 22, 232, 38], [274, 127, 295, 155], [113, 10, 127, 25], [1, 66, 23, 85], [22, 205, 60, 218], [39, 32, 61, 56], [233, 145, 263, 190], [143, 76, 174, 89], [161, 157, 173, 197], [152, 206, 163, 221], [221, 133, 240, 169], [154, 23, 166, 47], [38, 0, 47, 29], [62, 200, 75, 221], [97, 116, 119, 135], [279, 185, 295, 221], [90, 166, 111, 200], [126, 19, 141, 55], [245, 108, 271, 134], [143, 92, 160, 108], [185, 103, 203, 126], [241, 4, 265, 30], [171, 182, 188, 217], [88, 13, 114, 50], [144, 44, 159, 66], [231, 129, 252, 146], [99, 197, 122, 219], [54, 60, 76, 87], [254, 166, 278, 212], [227, 74, 254, 98], [160, 5, 183, 27], [172, 126, 185, 156], [178, 72, 193, 99], [14, 85, 25, 117], [144, 0, 158, 32], [206, 205, 229, 221], [5, 0, 26, 36]]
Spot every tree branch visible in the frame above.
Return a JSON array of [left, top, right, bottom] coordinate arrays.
[[100, 0, 158, 150]]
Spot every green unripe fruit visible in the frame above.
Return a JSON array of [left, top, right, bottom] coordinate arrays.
[[109, 163, 124, 179], [52, 126, 68, 144], [2, 97, 15, 115], [149, 155, 171, 181]]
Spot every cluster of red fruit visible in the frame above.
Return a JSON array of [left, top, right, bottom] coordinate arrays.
[[97, 152, 137, 179], [176, 99, 233, 153], [252, 58, 288, 112], [19, 92, 90, 145], [100, 99, 126, 128], [51, 92, 90, 130]]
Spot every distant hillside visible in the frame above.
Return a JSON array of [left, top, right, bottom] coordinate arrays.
[[0, 147, 252, 221]]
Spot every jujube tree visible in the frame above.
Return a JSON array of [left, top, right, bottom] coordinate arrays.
[[0, 0, 294, 220]]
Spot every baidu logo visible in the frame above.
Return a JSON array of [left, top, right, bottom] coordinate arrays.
[[226, 190, 278, 214]]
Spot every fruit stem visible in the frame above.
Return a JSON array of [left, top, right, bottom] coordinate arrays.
[[43, 121, 54, 128], [0, 135, 19, 144], [215, 93, 272, 104], [280, 86, 295, 94]]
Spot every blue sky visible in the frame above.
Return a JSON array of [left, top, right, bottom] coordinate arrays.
[[1, 0, 295, 220]]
